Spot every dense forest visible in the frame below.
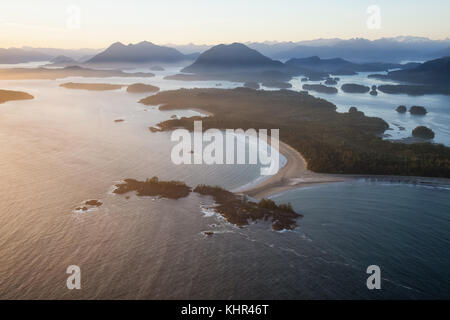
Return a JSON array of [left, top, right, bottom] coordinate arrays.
[[141, 88, 450, 178]]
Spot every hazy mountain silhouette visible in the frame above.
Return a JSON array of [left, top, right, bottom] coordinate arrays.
[[21, 46, 103, 61], [370, 57, 450, 85], [274, 37, 450, 62], [87, 41, 194, 64], [50, 55, 78, 64], [0, 48, 52, 64], [181, 42, 284, 74], [285, 56, 410, 74]]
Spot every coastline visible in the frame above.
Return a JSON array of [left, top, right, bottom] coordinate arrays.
[[183, 106, 347, 198], [239, 140, 347, 199], [241, 140, 450, 199], [183, 107, 450, 199]]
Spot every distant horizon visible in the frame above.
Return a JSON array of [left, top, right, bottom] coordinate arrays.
[[1, 0, 450, 49], [2, 35, 449, 51]]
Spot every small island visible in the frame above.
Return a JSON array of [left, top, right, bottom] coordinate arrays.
[[85, 200, 103, 207], [412, 126, 435, 139], [113, 177, 192, 199], [341, 83, 370, 93], [302, 84, 338, 94], [396, 105, 407, 113], [194, 185, 302, 231], [410, 106, 428, 115], [74, 199, 102, 212], [0, 89, 34, 104], [60, 82, 125, 91], [126, 83, 160, 93], [111, 176, 302, 230]]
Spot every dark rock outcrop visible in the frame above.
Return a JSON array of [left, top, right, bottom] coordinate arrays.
[[410, 106, 428, 115], [412, 126, 435, 139], [396, 105, 407, 113]]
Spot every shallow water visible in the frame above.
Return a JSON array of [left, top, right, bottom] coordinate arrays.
[[0, 67, 449, 299]]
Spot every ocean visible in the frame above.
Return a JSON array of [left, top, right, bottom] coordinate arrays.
[[0, 67, 449, 299]]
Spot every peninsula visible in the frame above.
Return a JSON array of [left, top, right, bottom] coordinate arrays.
[[140, 88, 450, 179]]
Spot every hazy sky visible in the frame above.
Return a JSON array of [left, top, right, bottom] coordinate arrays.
[[1, 0, 449, 48]]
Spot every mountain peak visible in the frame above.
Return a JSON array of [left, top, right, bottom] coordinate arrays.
[[181, 42, 284, 74], [86, 41, 189, 64]]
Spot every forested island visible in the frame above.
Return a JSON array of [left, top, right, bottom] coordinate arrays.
[[194, 185, 301, 231], [341, 83, 371, 93], [112, 177, 301, 230], [302, 84, 338, 94], [140, 88, 450, 178], [114, 177, 192, 199]]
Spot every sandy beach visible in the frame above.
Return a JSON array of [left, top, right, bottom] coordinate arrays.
[[187, 107, 347, 198], [240, 140, 347, 199], [241, 139, 450, 199]]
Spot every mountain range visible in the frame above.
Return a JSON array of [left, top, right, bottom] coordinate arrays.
[[1, 36, 450, 66], [86, 41, 198, 64], [271, 37, 450, 62], [0, 48, 53, 64], [285, 56, 418, 75]]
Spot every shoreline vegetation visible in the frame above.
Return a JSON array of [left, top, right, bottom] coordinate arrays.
[[373, 84, 450, 96], [0, 89, 34, 104], [113, 177, 302, 230], [140, 88, 450, 181]]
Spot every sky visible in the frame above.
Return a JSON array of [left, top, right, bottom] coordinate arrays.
[[1, 0, 449, 49]]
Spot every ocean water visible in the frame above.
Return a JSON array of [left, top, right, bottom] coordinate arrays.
[[0, 68, 449, 299], [290, 72, 450, 146]]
